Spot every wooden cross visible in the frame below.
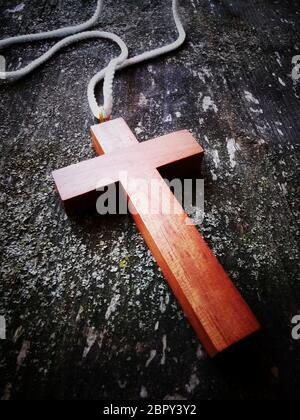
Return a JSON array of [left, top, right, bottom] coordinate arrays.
[[52, 118, 260, 357]]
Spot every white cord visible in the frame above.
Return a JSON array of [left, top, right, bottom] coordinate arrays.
[[0, 0, 186, 120]]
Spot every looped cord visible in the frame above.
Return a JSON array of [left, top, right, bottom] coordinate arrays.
[[0, 0, 186, 120]]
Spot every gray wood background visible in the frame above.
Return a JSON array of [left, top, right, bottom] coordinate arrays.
[[0, 0, 299, 400]]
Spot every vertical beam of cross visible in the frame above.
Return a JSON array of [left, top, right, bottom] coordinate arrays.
[[92, 119, 261, 356]]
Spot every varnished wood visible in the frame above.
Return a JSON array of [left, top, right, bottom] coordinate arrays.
[[52, 118, 261, 357]]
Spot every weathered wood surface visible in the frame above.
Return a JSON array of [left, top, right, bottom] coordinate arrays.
[[0, 0, 299, 400]]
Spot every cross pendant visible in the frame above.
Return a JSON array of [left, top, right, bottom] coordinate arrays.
[[52, 118, 260, 357]]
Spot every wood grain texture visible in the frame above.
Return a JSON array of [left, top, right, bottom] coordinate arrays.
[[53, 118, 260, 356], [127, 167, 260, 356]]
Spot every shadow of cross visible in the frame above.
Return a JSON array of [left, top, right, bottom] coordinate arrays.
[[52, 118, 260, 357]]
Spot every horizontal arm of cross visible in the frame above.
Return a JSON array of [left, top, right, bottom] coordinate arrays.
[[53, 129, 203, 205]]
